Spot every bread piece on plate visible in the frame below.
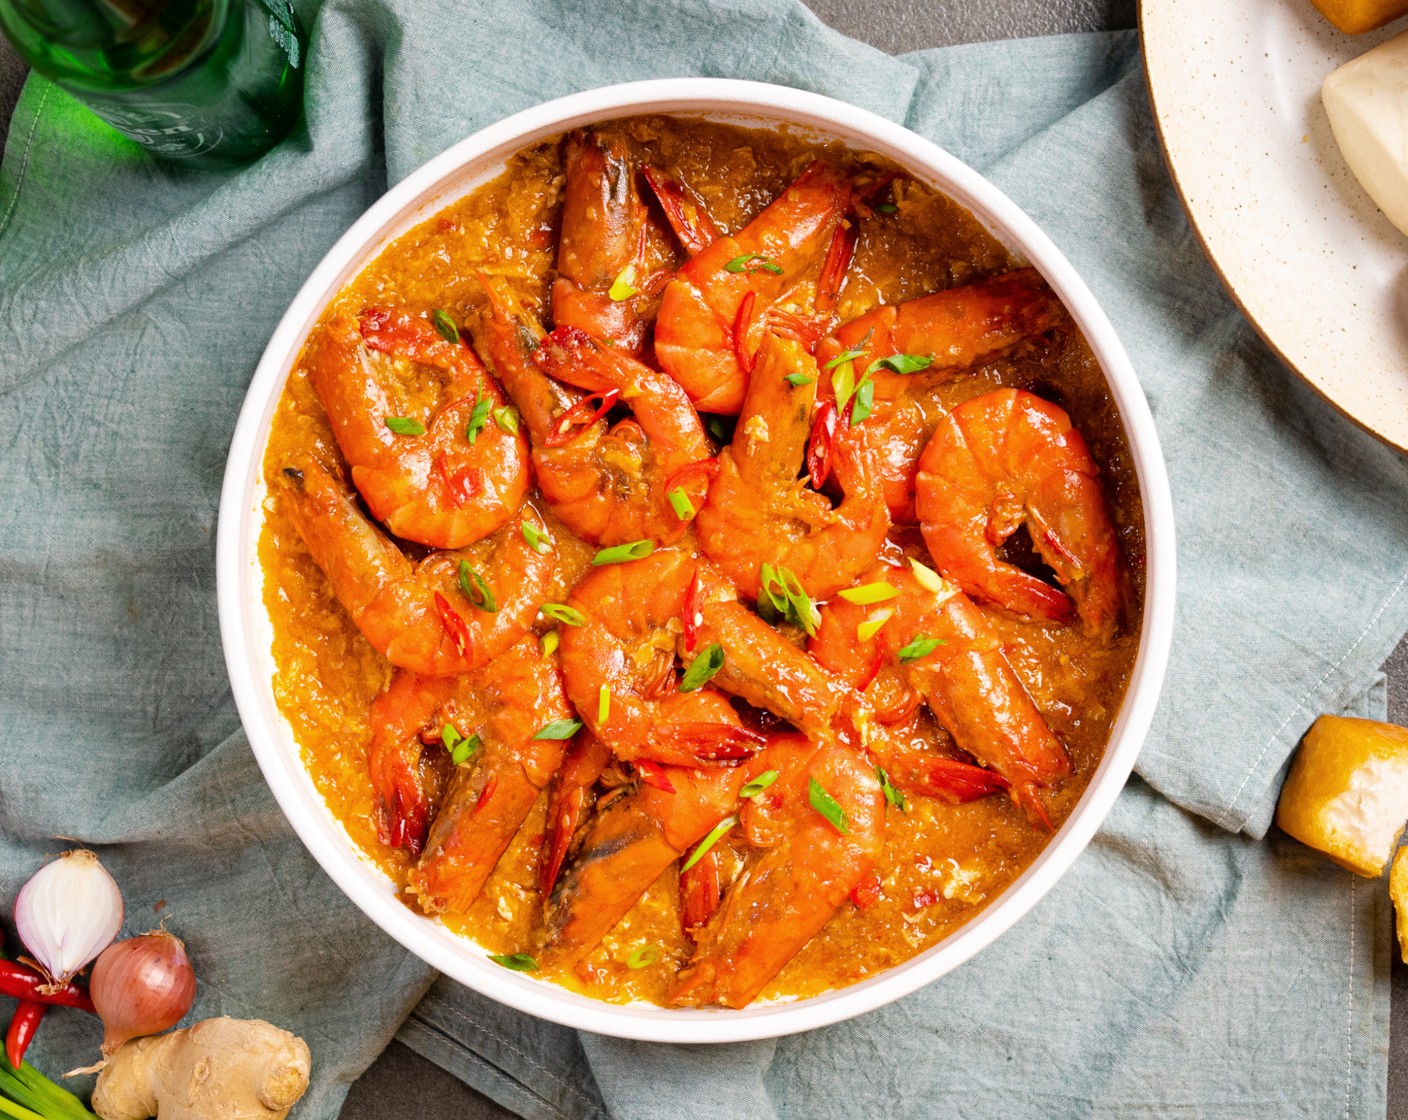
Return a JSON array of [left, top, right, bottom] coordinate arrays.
[[1323, 32, 1408, 236], [1392, 848, 1408, 962], [1310, 0, 1408, 33], [1275, 715, 1408, 877]]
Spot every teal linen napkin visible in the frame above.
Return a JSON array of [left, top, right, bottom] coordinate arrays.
[[1, 2, 1405, 1117]]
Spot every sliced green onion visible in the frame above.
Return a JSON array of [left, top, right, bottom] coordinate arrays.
[[592, 539, 654, 566], [808, 777, 848, 834], [493, 405, 519, 434], [849, 376, 875, 426], [681, 816, 736, 871], [856, 607, 894, 642], [875, 202, 899, 214], [541, 603, 585, 627], [626, 945, 659, 969], [540, 629, 560, 657], [876, 765, 908, 813], [668, 487, 696, 521], [679, 643, 724, 692], [443, 725, 482, 766], [831, 361, 856, 411], [534, 718, 583, 741], [823, 347, 865, 371], [609, 262, 640, 301], [740, 770, 779, 799], [866, 352, 932, 376], [465, 389, 491, 443], [897, 633, 944, 662], [908, 557, 945, 593], [458, 560, 497, 613], [598, 684, 611, 725], [757, 563, 818, 636], [838, 582, 900, 606], [724, 253, 783, 275], [784, 371, 814, 386], [522, 520, 553, 554], [705, 415, 734, 444], [488, 953, 538, 972], [385, 416, 426, 436], [778, 566, 819, 637], [432, 308, 460, 344]]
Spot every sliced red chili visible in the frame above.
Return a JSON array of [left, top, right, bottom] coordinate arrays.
[[473, 776, 499, 816], [857, 646, 886, 693], [681, 569, 701, 655], [439, 456, 484, 505], [433, 592, 475, 660], [0, 960, 95, 1012], [732, 290, 758, 375], [807, 400, 838, 488], [850, 870, 882, 910], [6, 1000, 46, 1067], [542, 388, 620, 447], [641, 164, 721, 255], [815, 223, 857, 313], [635, 759, 677, 793]]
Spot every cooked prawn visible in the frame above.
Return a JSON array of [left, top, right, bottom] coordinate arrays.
[[280, 456, 554, 675], [808, 562, 1071, 825], [818, 268, 1065, 402], [472, 276, 711, 546], [695, 329, 890, 600], [655, 159, 852, 413], [670, 734, 885, 1008], [540, 731, 612, 898], [306, 307, 529, 549], [915, 387, 1122, 640]]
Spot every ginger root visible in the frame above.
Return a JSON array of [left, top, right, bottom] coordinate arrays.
[[91, 1017, 311, 1120]]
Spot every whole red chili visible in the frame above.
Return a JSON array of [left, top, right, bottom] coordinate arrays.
[[0, 960, 95, 1012], [5, 1000, 46, 1067]]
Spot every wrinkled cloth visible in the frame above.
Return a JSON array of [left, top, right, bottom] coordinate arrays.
[[1, 3, 1405, 1118]]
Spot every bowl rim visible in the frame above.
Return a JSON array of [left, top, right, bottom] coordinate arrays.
[[216, 76, 1177, 1043]]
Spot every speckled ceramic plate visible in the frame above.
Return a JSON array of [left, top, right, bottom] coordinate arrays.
[[1141, 0, 1408, 452]]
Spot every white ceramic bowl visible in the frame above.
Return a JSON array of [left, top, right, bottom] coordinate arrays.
[[216, 78, 1176, 1043]]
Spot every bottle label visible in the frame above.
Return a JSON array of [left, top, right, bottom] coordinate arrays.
[[84, 104, 225, 158]]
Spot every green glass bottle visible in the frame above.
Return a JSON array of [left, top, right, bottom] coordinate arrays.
[[0, 0, 306, 169]]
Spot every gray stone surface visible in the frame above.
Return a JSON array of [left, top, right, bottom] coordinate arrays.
[[1, 3, 1403, 1118]]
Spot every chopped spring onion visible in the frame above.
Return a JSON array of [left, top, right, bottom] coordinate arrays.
[[830, 361, 856, 412], [609, 263, 639, 301], [465, 389, 491, 443], [681, 816, 736, 872], [849, 375, 875, 426], [856, 607, 894, 642], [784, 371, 814, 386], [758, 564, 819, 637], [808, 777, 849, 834], [488, 953, 538, 972], [876, 766, 908, 813], [740, 770, 779, 799], [838, 582, 900, 606], [458, 560, 497, 613], [705, 414, 734, 444], [384, 416, 426, 436], [540, 629, 560, 658], [443, 724, 482, 766], [667, 487, 696, 521], [533, 718, 583, 741], [823, 347, 865, 371], [908, 557, 945, 593], [522, 520, 553, 554], [679, 643, 724, 692], [540, 603, 585, 627], [897, 634, 944, 663], [493, 405, 519, 434], [875, 202, 899, 214], [866, 352, 932, 376], [626, 945, 659, 970], [598, 684, 611, 725], [432, 308, 460, 344], [592, 539, 654, 566], [724, 253, 783, 275]]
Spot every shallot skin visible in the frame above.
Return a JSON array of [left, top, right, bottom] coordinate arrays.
[[90, 930, 197, 1056], [15, 849, 124, 986]]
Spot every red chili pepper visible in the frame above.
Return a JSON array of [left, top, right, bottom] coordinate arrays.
[[850, 870, 882, 911], [635, 759, 677, 794], [731, 290, 758, 374], [815, 223, 857, 313], [6, 1000, 45, 1067], [807, 400, 838, 488], [0, 961, 95, 1012], [433, 592, 475, 660], [641, 164, 721, 255], [857, 647, 886, 693], [439, 456, 484, 505], [542, 388, 620, 447], [681, 569, 701, 655], [472, 776, 498, 816]]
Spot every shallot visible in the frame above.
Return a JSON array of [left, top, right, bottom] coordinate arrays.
[[14, 849, 123, 987], [89, 930, 196, 1056]]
